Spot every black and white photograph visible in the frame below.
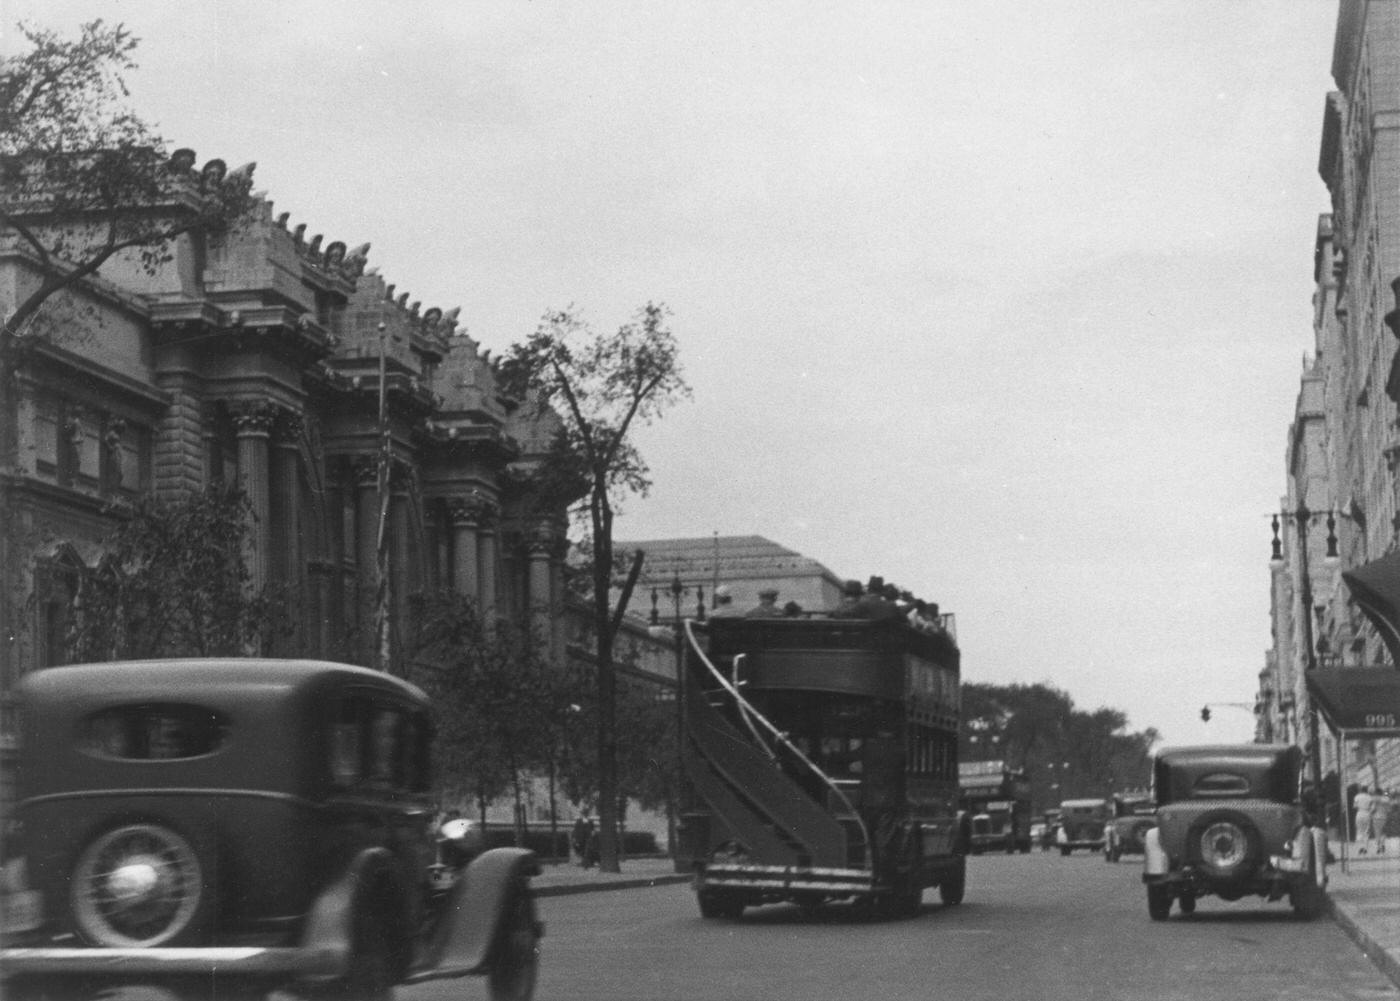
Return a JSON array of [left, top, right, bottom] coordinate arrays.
[[1, 2, 1398, 999]]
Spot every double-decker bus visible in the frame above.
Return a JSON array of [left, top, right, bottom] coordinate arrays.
[[677, 614, 968, 919], [958, 760, 1033, 854]]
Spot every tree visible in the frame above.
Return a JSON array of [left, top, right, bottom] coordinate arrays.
[[499, 302, 690, 872], [410, 589, 569, 838], [0, 19, 254, 340], [65, 483, 285, 661], [959, 681, 1157, 812]]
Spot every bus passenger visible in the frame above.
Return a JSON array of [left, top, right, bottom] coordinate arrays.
[[745, 588, 783, 618], [829, 580, 864, 617], [709, 585, 742, 618]]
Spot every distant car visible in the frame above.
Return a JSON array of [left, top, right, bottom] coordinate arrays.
[[1142, 744, 1327, 921], [1104, 794, 1157, 862], [1055, 798, 1110, 855], [0, 659, 542, 1000]]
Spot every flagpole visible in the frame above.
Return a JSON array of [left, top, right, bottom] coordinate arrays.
[[374, 321, 392, 672]]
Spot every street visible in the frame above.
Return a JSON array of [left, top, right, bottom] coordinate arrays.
[[408, 852, 1398, 1001]]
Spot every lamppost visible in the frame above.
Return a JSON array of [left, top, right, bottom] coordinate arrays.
[[650, 571, 702, 870], [1271, 505, 1328, 796]]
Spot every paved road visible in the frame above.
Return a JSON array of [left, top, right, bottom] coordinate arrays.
[[408, 850, 1398, 1001]]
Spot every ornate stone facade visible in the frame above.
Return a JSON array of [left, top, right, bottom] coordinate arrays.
[[1263, 0, 1400, 794], [0, 161, 574, 798]]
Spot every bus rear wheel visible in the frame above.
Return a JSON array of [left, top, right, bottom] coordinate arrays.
[[938, 857, 966, 907], [697, 889, 744, 920]]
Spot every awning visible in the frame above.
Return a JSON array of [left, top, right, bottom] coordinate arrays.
[[1305, 667, 1400, 736], [1342, 551, 1400, 667]]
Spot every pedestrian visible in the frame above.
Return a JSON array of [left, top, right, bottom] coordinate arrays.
[[708, 585, 742, 618], [745, 587, 783, 618], [1371, 786, 1391, 854], [572, 814, 596, 867], [1354, 785, 1375, 854]]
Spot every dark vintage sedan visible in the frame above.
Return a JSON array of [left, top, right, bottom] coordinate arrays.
[[0, 659, 541, 1000], [1103, 793, 1156, 862], [1141, 744, 1327, 921]]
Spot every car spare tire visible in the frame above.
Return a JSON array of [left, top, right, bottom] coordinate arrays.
[[70, 822, 208, 947], [1185, 809, 1261, 880]]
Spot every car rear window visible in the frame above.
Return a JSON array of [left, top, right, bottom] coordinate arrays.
[[1191, 771, 1250, 796], [80, 704, 227, 760]]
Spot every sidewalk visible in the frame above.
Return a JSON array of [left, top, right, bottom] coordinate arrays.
[[531, 856, 692, 898], [1328, 835, 1400, 990]]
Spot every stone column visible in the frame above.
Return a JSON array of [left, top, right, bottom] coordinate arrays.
[[527, 522, 557, 650], [477, 502, 499, 621], [232, 407, 275, 595], [447, 497, 482, 601], [354, 458, 380, 665], [390, 470, 411, 666], [270, 414, 302, 651]]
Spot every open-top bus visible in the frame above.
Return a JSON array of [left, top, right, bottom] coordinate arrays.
[[676, 615, 968, 919], [958, 760, 1033, 854]]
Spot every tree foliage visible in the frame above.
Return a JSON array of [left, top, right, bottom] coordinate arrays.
[[0, 19, 254, 338], [66, 483, 284, 661], [410, 589, 578, 833], [960, 681, 1159, 812], [498, 303, 689, 871]]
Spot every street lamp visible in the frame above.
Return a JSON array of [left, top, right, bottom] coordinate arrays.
[[1271, 505, 1329, 795]]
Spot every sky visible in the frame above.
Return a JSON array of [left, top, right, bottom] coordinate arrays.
[[4, 1, 1343, 747]]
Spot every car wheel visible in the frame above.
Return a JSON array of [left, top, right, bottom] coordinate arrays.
[[938, 856, 966, 906], [70, 822, 207, 947], [697, 888, 744, 920], [488, 881, 541, 1001], [1146, 883, 1171, 921], [1177, 891, 1196, 915], [311, 904, 394, 1001], [1059, 847, 1071, 857], [1186, 809, 1261, 880]]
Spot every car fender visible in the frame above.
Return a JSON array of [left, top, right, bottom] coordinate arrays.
[[1289, 825, 1328, 888], [418, 847, 540, 975], [297, 847, 402, 981], [1142, 826, 1168, 876]]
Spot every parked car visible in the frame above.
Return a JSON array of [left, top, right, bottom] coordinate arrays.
[[1104, 793, 1157, 862], [0, 659, 542, 1000], [1055, 798, 1110, 855], [1142, 744, 1327, 921]]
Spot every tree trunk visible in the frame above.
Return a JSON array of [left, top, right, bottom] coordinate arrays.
[[593, 494, 621, 873]]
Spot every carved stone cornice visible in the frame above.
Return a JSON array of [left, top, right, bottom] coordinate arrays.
[[272, 409, 305, 446], [447, 492, 495, 528], [527, 520, 566, 557], [230, 403, 278, 438]]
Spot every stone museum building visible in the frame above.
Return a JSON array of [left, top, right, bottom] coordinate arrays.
[[0, 153, 579, 802]]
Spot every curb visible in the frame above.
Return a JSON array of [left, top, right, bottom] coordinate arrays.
[[1327, 894, 1400, 991], [535, 873, 692, 898]]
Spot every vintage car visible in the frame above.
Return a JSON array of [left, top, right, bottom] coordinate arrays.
[[1142, 744, 1327, 921], [0, 659, 542, 1000], [1055, 798, 1109, 855], [1103, 793, 1157, 862]]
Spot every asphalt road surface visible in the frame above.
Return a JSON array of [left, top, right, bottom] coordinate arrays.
[[407, 849, 1399, 1001]]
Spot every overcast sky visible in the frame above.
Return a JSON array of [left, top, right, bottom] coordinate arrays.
[[6, 2, 1343, 747]]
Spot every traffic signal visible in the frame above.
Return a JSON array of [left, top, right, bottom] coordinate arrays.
[[1200, 706, 1211, 723]]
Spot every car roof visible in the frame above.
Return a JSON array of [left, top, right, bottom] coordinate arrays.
[[1059, 798, 1107, 807], [18, 658, 428, 713], [1153, 743, 1296, 768]]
